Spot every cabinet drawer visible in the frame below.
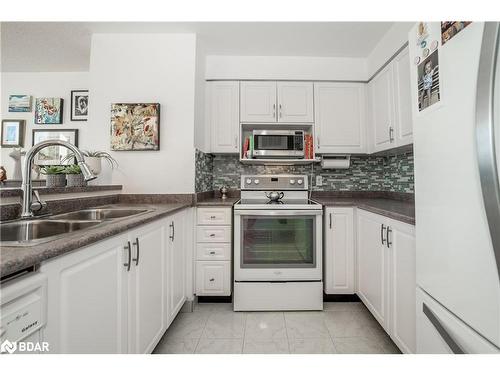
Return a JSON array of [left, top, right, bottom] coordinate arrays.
[[196, 261, 231, 296], [197, 207, 231, 225], [196, 226, 231, 243], [196, 243, 232, 261]]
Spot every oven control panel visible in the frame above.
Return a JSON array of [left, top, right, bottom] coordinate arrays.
[[241, 175, 308, 190]]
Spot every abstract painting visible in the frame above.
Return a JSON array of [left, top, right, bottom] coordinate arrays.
[[110, 103, 160, 151], [71, 90, 89, 121], [8, 95, 31, 112], [35, 97, 64, 124]]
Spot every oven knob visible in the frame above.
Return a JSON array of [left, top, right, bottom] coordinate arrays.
[[254, 179, 260, 184], [246, 179, 252, 184], [289, 179, 295, 185], [297, 179, 303, 185]]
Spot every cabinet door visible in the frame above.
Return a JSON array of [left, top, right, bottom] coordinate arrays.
[[208, 81, 240, 153], [388, 219, 416, 353], [324, 207, 355, 294], [128, 221, 166, 354], [195, 261, 231, 296], [167, 211, 186, 325], [40, 234, 128, 354], [370, 64, 395, 152], [314, 82, 366, 153], [240, 81, 277, 122], [356, 210, 388, 328], [393, 47, 413, 147], [277, 81, 314, 123]]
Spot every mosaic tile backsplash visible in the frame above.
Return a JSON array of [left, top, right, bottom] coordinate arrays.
[[195, 149, 414, 193]]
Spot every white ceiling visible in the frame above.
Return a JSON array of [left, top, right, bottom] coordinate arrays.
[[1, 22, 394, 72]]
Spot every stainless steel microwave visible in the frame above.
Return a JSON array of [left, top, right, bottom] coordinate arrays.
[[252, 130, 305, 158]]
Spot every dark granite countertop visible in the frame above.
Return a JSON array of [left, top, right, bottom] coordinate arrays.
[[0, 184, 123, 197], [196, 197, 239, 207], [0, 203, 190, 277], [312, 197, 415, 225]]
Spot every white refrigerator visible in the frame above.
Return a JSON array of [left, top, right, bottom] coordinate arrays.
[[409, 22, 500, 353]]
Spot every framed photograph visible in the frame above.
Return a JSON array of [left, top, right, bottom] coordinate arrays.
[[32, 129, 78, 165], [111, 103, 160, 151], [417, 50, 440, 112], [70, 90, 89, 121], [35, 97, 64, 124], [441, 22, 472, 45], [1, 120, 25, 147], [8, 95, 32, 112]]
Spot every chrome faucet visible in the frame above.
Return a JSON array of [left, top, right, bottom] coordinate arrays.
[[21, 140, 97, 218]]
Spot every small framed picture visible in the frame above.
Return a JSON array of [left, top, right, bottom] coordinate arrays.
[[1, 120, 25, 147], [35, 97, 64, 124], [70, 90, 89, 121], [32, 129, 79, 165], [8, 95, 32, 112]]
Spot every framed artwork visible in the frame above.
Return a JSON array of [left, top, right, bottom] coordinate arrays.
[[441, 22, 472, 45], [32, 129, 78, 165], [110, 103, 160, 151], [35, 97, 64, 124], [8, 95, 32, 112], [1, 120, 25, 147], [70, 90, 89, 121]]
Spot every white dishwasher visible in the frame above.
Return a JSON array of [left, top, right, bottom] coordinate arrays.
[[0, 272, 47, 354]]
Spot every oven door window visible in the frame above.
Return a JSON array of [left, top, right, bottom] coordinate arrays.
[[241, 215, 315, 268]]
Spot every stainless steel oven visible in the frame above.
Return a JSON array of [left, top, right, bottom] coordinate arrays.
[[252, 130, 305, 159]]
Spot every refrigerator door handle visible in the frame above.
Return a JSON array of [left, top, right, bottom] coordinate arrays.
[[475, 22, 500, 282], [423, 303, 465, 354]]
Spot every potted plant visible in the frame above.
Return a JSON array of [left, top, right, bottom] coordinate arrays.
[[64, 164, 87, 187], [62, 150, 118, 176], [40, 165, 66, 188]]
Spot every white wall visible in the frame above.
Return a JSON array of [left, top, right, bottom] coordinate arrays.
[[88, 33, 197, 194], [205, 55, 368, 81], [0, 72, 89, 174], [367, 22, 414, 78]]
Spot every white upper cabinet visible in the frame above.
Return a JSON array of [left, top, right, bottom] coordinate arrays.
[[392, 47, 413, 147], [314, 82, 366, 153], [277, 82, 314, 123], [324, 207, 355, 294], [208, 81, 240, 153], [369, 64, 395, 153], [240, 81, 277, 122]]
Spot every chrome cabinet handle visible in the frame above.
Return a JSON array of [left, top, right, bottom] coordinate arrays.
[[132, 237, 140, 266], [273, 103, 276, 118], [381, 224, 386, 245], [124, 241, 132, 271], [209, 251, 216, 255], [423, 303, 465, 354], [329, 212, 332, 229], [279, 103, 282, 118], [234, 136, 238, 149], [169, 222, 175, 241], [389, 126, 394, 142], [209, 233, 215, 237], [209, 278, 215, 282], [316, 136, 320, 149], [210, 215, 217, 219], [386, 226, 392, 248]]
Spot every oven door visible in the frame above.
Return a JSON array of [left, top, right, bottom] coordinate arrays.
[[234, 209, 323, 281]]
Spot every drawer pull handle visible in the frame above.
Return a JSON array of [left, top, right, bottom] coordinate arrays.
[[209, 278, 215, 282], [210, 215, 217, 219], [209, 233, 216, 237], [209, 251, 216, 255]]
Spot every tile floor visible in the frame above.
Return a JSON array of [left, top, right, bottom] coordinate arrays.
[[153, 302, 401, 354]]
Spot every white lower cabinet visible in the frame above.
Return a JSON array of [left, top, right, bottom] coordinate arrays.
[[356, 208, 416, 353], [196, 261, 231, 296], [195, 206, 232, 297], [40, 209, 190, 354], [324, 207, 355, 294]]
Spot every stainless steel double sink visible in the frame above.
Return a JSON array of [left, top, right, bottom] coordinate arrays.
[[0, 208, 151, 246]]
